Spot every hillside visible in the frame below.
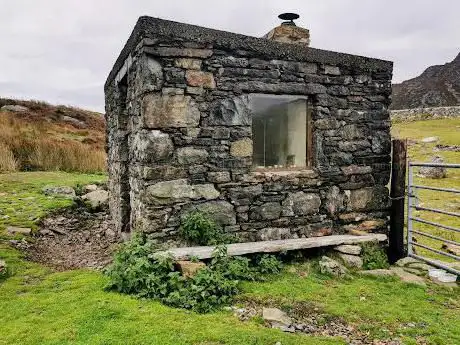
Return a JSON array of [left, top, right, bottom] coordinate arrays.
[[0, 98, 106, 173], [391, 53, 460, 110]]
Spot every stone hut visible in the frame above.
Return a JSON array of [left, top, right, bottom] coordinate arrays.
[[105, 16, 393, 245]]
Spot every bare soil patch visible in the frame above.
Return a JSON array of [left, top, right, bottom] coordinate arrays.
[[15, 207, 121, 270]]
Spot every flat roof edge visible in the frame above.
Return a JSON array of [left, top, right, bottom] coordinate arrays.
[[105, 16, 393, 90]]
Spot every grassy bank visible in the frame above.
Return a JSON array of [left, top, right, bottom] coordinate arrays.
[[0, 172, 106, 233], [0, 99, 106, 173]]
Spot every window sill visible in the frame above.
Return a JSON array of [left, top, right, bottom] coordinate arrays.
[[250, 167, 318, 179]]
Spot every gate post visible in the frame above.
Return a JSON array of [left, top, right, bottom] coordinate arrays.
[[389, 139, 407, 263]]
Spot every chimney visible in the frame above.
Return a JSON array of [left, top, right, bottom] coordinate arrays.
[[263, 13, 310, 46]]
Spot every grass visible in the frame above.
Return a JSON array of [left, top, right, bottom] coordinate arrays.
[[0, 172, 106, 233], [0, 98, 106, 173], [0, 246, 458, 345], [392, 118, 460, 262]]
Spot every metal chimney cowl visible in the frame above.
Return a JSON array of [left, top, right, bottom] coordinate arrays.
[[263, 13, 310, 46]]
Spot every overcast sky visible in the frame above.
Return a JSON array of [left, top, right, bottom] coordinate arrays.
[[1, 0, 459, 112]]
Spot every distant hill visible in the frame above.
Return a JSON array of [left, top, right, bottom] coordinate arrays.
[[391, 53, 460, 110], [0, 98, 106, 173]]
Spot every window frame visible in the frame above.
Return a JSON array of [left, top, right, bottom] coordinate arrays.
[[249, 94, 313, 171]]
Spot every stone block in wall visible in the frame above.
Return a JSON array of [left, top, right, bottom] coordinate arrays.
[[341, 165, 373, 176], [250, 202, 282, 221], [323, 65, 341, 75], [207, 172, 231, 183], [134, 55, 163, 94], [142, 94, 200, 128], [324, 186, 346, 217], [176, 147, 209, 165], [207, 96, 251, 126], [256, 228, 292, 241], [131, 130, 174, 163], [146, 179, 219, 205], [371, 131, 391, 154], [340, 124, 365, 140], [282, 192, 321, 216], [180, 200, 236, 226], [271, 60, 318, 74], [346, 186, 389, 212], [142, 165, 187, 181], [185, 70, 216, 89], [230, 138, 253, 157], [144, 46, 213, 58], [175, 58, 202, 70]]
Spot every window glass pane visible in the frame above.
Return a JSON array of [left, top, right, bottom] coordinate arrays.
[[251, 95, 308, 169]]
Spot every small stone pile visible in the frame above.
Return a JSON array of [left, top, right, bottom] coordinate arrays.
[[231, 302, 401, 345]]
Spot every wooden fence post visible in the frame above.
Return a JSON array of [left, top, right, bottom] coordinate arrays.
[[389, 139, 407, 263]]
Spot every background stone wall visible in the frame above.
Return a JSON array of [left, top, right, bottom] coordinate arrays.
[[391, 106, 460, 122], [105, 20, 393, 246]]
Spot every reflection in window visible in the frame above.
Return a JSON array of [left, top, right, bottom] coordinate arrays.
[[251, 95, 309, 169]]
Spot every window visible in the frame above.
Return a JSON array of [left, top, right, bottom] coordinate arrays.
[[250, 94, 311, 169]]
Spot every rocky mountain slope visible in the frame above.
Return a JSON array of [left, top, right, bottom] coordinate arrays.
[[391, 53, 460, 110]]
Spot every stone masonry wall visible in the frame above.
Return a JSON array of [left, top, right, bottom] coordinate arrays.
[[105, 20, 393, 246]]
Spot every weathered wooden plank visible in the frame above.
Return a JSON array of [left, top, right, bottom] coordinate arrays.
[[158, 234, 387, 260]]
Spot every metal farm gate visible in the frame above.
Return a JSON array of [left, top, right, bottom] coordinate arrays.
[[407, 162, 460, 275]]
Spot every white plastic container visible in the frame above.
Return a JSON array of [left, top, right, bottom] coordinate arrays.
[[428, 269, 445, 279]]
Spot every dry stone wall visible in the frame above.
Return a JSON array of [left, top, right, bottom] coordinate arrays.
[[105, 17, 393, 246]]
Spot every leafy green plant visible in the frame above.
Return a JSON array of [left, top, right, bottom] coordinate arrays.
[[361, 242, 390, 270], [179, 211, 234, 245], [105, 234, 283, 313]]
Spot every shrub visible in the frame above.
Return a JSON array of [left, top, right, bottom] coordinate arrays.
[[361, 242, 390, 270], [105, 234, 283, 313], [179, 211, 233, 245]]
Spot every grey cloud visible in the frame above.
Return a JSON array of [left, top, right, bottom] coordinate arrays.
[[0, 0, 458, 112]]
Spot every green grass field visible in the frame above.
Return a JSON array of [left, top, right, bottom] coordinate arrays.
[[392, 118, 460, 262]]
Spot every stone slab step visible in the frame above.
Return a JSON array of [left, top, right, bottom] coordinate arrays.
[[159, 234, 387, 260]]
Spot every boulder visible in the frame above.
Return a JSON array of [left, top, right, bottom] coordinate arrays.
[[338, 253, 363, 269], [42, 186, 76, 198], [62, 116, 87, 128], [319, 256, 348, 277], [390, 267, 426, 286], [421, 136, 439, 143], [84, 184, 99, 193], [334, 244, 361, 255], [419, 156, 447, 179], [82, 190, 109, 209], [7, 226, 32, 235], [262, 307, 292, 327], [358, 269, 394, 277], [1, 104, 29, 112], [176, 261, 206, 278], [396, 257, 421, 267]]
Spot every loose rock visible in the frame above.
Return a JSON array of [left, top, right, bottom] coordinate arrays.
[[176, 261, 206, 278], [42, 186, 76, 198], [82, 190, 109, 210], [7, 226, 32, 235], [419, 156, 447, 179], [319, 256, 348, 276], [262, 307, 292, 327], [334, 244, 361, 255]]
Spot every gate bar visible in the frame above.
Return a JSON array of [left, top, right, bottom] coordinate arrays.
[[409, 253, 460, 276], [412, 206, 460, 218], [409, 163, 460, 168], [410, 242, 460, 261], [412, 185, 460, 194], [412, 230, 460, 246], [410, 217, 460, 233]]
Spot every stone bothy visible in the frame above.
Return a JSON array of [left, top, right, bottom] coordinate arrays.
[[105, 16, 393, 245]]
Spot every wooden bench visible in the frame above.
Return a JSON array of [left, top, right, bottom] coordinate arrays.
[[158, 234, 387, 260]]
